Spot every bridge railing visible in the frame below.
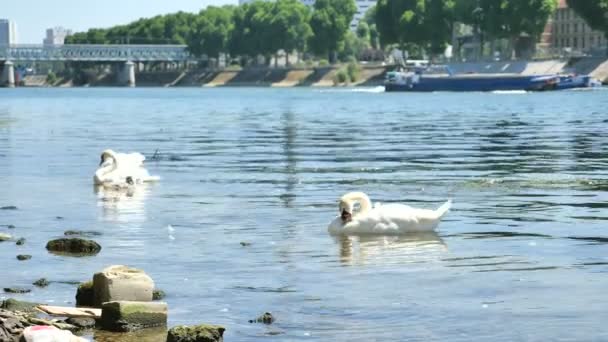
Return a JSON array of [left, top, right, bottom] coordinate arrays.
[[0, 44, 193, 62]]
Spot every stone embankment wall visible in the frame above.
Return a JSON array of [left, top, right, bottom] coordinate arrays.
[[17, 57, 608, 87]]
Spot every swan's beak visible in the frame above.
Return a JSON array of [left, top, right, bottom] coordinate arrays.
[[99, 156, 104, 166], [341, 210, 352, 223]]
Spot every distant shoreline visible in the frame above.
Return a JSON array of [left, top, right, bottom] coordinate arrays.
[[14, 57, 608, 88]]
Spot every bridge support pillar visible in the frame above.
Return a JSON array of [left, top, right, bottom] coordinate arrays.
[[118, 61, 136, 87], [1, 61, 15, 88]]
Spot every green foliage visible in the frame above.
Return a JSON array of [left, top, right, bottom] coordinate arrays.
[[455, 0, 557, 39], [188, 6, 235, 58], [346, 61, 361, 82], [318, 59, 330, 66], [66, 12, 196, 44], [333, 69, 349, 85], [376, 0, 454, 55], [567, 0, 608, 38], [332, 61, 362, 85], [46, 71, 57, 85], [309, 0, 357, 61]]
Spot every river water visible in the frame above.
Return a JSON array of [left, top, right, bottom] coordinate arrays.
[[1, 87, 607, 341]]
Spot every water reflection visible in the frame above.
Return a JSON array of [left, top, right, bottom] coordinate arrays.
[[336, 232, 447, 266], [280, 111, 297, 208], [94, 184, 149, 223]]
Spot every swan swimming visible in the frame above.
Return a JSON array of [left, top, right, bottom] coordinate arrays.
[[93, 149, 160, 186], [328, 192, 452, 235]]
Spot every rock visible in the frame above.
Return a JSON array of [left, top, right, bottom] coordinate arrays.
[[1, 206, 17, 210], [65, 317, 96, 329], [3, 288, 31, 294], [8, 225, 15, 229], [16, 255, 32, 261], [32, 278, 50, 288], [16, 238, 25, 246], [0, 233, 12, 241], [1, 299, 40, 313], [27, 318, 77, 332], [153, 289, 166, 300], [100, 301, 167, 332], [93, 265, 154, 307], [248, 312, 275, 324], [64, 230, 102, 237], [166, 324, 225, 342], [46, 238, 101, 255], [239, 241, 251, 247], [75, 281, 94, 307], [0, 309, 26, 342]]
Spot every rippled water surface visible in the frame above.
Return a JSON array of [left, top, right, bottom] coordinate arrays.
[[1, 87, 608, 341]]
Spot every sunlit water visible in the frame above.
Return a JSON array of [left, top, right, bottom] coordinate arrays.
[[1, 87, 608, 341]]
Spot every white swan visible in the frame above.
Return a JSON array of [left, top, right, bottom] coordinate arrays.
[[328, 192, 452, 235], [93, 149, 159, 186]]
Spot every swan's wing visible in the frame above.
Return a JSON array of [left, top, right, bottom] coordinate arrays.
[[375, 204, 443, 232], [115, 152, 146, 166]]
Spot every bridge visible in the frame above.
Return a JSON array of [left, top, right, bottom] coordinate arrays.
[[1, 44, 194, 87]]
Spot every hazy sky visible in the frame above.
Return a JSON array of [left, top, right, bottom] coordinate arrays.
[[5, 0, 236, 44]]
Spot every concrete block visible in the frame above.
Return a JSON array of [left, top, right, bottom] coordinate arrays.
[[100, 301, 167, 332], [93, 265, 154, 307]]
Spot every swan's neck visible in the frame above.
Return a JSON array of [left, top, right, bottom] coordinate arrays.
[[346, 192, 372, 216], [95, 159, 117, 180]]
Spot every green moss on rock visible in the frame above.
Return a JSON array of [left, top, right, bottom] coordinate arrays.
[[153, 289, 166, 300], [100, 301, 167, 332], [1, 298, 40, 312], [76, 281, 94, 307], [167, 324, 225, 342]]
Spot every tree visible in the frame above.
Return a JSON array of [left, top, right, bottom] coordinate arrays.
[[454, 0, 557, 58], [309, 0, 357, 62], [268, 0, 312, 65], [567, 0, 608, 39], [425, 0, 455, 55], [188, 6, 235, 59], [375, 0, 454, 57], [229, 1, 275, 63]]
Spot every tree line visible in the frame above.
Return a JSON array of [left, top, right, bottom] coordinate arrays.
[[66, 0, 608, 64]]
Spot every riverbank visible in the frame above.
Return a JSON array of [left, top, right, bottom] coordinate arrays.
[[15, 57, 608, 88]]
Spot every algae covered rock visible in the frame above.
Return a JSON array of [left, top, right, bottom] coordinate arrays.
[[15, 238, 25, 246], [0, 233, 12, 241], [3, 288, 30, 294], [93, 265, 154, 306], [100, 301, 167, 332], [249, 312, 275, 324], [75, 281, 94, 307], [153, 289, 166, 300], [46, 238, 101, 255], [33, 278, 50, 288], [65, 317, 96, 329], [167, 324, 225, 342], [16, 254, 31, 261], [0, 298, 40, 313]]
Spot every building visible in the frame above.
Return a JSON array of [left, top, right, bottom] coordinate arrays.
[[0, 19, 17, 45], [550, 0, 607, 55], [43, 27, 73, 46], [238, 0, 376, 31]]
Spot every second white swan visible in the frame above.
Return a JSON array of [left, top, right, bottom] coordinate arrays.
[[93, 149, 159, 186], [328, 192, 451, 235]]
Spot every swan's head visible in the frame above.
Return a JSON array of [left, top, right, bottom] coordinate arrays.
[[339, 199, 353, 223], [99, 149, 116, 166], [338, 192, 371, 224]]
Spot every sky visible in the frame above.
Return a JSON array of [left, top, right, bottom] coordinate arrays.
[[4, 0, 236, 44]]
